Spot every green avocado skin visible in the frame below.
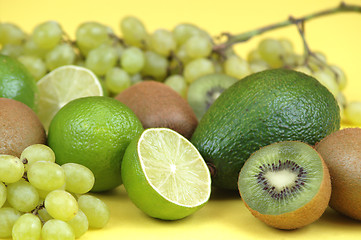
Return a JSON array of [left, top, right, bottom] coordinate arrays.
[[191, 68, 340, 190]]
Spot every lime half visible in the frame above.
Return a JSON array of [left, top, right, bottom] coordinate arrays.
[[121, 128, 211, 220], [36, 65, 103, 130]]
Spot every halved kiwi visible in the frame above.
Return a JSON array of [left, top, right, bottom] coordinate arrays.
[[238, 141, 331, 230], [187, 73, 238, 120]]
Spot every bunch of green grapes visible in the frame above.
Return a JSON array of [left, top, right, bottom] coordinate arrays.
[[0, 144, 110, 240], [0, 18, 359, 124]]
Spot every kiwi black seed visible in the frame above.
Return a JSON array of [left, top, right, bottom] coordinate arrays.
[[0, 98, 46, 157], [115, 81, 198, 139], [238, 141, 331, 230], [187, 73, 238, 120], [315, 127, 361, 220]]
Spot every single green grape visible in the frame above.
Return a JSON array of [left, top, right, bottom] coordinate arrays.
[[42, 219, 75, 240], [172, 23, 206, 46], [175, 43, 192, 64], [344, 101, 361, 125], [141, 50, 169, 81], [247, 49, 262, 63], [184, 58, 215, 84], [0, 44, 24, 58], [27, 161, 65, 192], [0, 182, 7, 208], [78, 194, 110, 228], [329, 65, 347, 91], [130, 73, 143, 85], [45, 190, 78, 221], [12, 213, 42, 240], [249, 60, 269, 73], [85, 44, 118, 76], [20, 144, 56, 171], [293, 65, 312, 75], [257, 38, 286, 68], [45, 43, 76, 70], [7, 180, 39, 212], [0, 207, 22, 238], [66, 209, 89, 238], [312, 69, 339, 97], [17, 55, 47, 81], [120, 16, 148, 48], [23, 38, 50, 58], [105, 67, 131, 95], [223, 55, 251, 79], [76, 21, 111, 56], [32, 21, 63, 50], [164, 74, 187, 98], [120, 46, 145, 74], [279, 38, 294, 54], [0, 155, 24, 184], [61, 163, 95, 194], [0, 23, 26, 45], [184, 35, 212, 59], [150, 29, 176, 57]]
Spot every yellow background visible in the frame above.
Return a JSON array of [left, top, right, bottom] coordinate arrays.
[[1, 0, 361, 239]]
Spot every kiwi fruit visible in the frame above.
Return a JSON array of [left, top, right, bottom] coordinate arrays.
[[187, 73, 238, 120], [238, 141, 331, 230], [315, 128, 361, 220], [0, 98, 46, 157], [115, 81, 198, 139]]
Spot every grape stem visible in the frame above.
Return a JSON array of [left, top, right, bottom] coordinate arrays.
[[213, 2, 361, 52]]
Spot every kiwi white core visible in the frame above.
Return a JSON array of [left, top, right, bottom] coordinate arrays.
[[264, 170, 298, 192]]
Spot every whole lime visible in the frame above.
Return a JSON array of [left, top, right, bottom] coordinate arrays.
[[47, 96, 144, 192], [0, 54, 38, 111]]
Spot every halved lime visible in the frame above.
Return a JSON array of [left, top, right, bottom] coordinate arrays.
[[36, 65, 103, 130], [121, 128, 211, 220]]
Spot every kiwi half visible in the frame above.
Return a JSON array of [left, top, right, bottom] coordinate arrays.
[[315, 128, 361, 220], [187, 73, 237, 120], [238, 141, 331, 230]]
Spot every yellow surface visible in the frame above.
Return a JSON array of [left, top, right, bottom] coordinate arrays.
[[1, 0, 361, 239]]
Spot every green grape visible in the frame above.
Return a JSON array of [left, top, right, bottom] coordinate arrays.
[[130, 73, 143, 85], [257, 38, 286, 68], [336, 92, 346, 120], [76, 21, 111, 56], [32, 21, 63, 50], [78, 194, 110, 228], [7, 180, 39, 212], [141, 50, 169, 81], [175, 43, 192, 64], [249, 60, 269, 73], [312, 69, 339, 96], [150, 29, 176, 57], [38, 207, 53, 222], [17, 55, 47, 81], [293, 65, 312, 75], [184, 35, 212, 59], [120, 46, 145, 74], [12, 213, 42, 240], [113, 42, 125, 59], [45, 190, 78, 221], [223, 55, 251, 79], [164, 74, 187, 98], [27, 161, 65, 192], [120, 16, 148, 48], [42, 219, 75, 240], [61, 163, 95, 194], [0, 182, 6, 208], [344, 101, 361, 125], [172, 23, 206, 46], [0, 207, 21, 238], [0, 155, 24, 184], [0, 23, 26, 45], [45, 43, 76, 70], [0, 44, 24, 58], [20, 144, 56, 171], [66, 209, 88, 238], [105, 67, 131, 95], [279, 38, 294, 54], [329, 65, 347, 91], [307, 52, 327, 71], [23, 38, 50, 58], [184, 58, 215, 84], [85, 44, 118, 76], [247, 49, 262, 63]]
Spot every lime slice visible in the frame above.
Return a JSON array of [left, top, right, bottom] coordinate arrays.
[[36, 65, 103, 130], [121, 128, 211, 220]]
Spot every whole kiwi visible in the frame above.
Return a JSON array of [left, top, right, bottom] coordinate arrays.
[[315, 127, 361, 220], [0, 98, 46, 157], [115, 81, 198, 139]]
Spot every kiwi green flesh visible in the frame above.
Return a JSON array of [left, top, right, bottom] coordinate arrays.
[[187, 73, 238, 120], [238, 141, 324, 215]]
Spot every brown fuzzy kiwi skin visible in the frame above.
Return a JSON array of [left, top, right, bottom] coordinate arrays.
[[0, 98, 46, 157], [241, 153, 331, 230], [315, 127, 361, 220], [115, 81, 198, 139]]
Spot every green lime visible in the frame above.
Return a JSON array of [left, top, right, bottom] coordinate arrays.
[[0, 54, 38, 111], [47, 96, 144, 192], [121, 128, 211, 220]]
